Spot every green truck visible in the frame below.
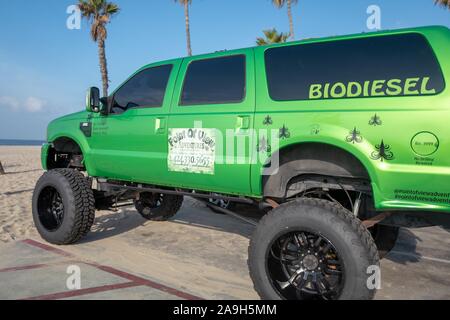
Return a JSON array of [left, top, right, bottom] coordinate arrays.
[[33, 26, 450, 300]]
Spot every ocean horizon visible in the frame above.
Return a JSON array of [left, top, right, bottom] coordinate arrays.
[[0, 139, 45, 146]]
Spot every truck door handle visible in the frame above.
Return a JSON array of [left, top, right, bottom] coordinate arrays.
[[236, 116, 250, 130], [155, 117, 167, 134]]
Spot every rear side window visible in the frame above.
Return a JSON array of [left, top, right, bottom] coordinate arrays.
[[180, 55, 246, 106], [112, 64, 173, 114], [265, 33, 445, 101]]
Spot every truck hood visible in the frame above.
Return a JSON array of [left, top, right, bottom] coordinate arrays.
[[50, 110, 89, 123], [46, 110, 90, 142]]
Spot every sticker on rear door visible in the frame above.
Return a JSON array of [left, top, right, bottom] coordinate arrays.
[[168, 128, 216, 175]]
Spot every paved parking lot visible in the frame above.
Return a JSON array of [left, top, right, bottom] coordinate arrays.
[[0, 239, 200, 300], [1, 198, 449, 300]]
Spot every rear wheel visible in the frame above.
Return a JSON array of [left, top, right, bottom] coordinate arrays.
[[248, 198, 379, 300], [32, 169, 95, 245], [134, 192, 183, 221]]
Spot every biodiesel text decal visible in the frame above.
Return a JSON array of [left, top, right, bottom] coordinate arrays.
[[309, 77, 436, 100]]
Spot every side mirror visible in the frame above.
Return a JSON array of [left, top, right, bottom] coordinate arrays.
[[86, 87, 100, 113]]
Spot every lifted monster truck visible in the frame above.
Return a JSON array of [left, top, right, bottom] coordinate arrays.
[[33, 26, 450, 300]]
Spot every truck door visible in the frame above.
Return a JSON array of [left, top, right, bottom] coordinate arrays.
[[88, 59, 181, 185], [166, 50, 256, 195]]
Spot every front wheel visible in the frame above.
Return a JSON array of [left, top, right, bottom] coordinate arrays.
[[32, 169, 95, 245], [248, 198, 379, 300], [134, 192, 183, 221]]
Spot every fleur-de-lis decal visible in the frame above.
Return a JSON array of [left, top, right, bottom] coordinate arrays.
[[311, 125, 320, 135], [369, 114, 382, 126], [263, 115, 273, 126], [279, 125, 291, 139], [346, 127, 363, 144], [257, 136, 271, 153], [371, 140, 394, 161]]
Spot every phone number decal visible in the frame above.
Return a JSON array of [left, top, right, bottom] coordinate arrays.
[[168, 128, 216, 175]]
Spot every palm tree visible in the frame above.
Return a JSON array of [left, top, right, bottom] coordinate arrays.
[[435, 0, 450, 9], [272, 0, 298, 40], [78, 0, 119, 97], [174, 0, 193, 56], [256, 29, 289, 46]]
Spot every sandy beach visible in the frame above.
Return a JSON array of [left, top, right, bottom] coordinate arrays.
[[0, 146, 43, 242]]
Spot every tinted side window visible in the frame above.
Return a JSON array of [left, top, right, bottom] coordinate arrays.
[[265, 33, 445, 101], [112, 64, 173, 114], [180, 55, 246, 106]]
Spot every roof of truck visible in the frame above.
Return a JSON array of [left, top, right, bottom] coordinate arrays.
[[150, 25, 449, 65], [130, 25, 449, 86], [253, 25, 449, 49]]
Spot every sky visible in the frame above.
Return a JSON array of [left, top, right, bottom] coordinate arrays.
[[0, 0, 449, 140]]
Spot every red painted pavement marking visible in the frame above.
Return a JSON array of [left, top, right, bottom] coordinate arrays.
[[22, 239, 74, 257], [23, 282, 141, 300], [20, 239, 203, 300], [88, 263, 203, 300], [0, 263, 51, 273], [0, 260, 82, 273]]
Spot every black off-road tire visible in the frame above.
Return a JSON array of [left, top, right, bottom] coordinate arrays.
[[134, 193, 183, 221], [371, 225, 400, 258], [32, 169, 95, 245], [248, 198, 380, 300]]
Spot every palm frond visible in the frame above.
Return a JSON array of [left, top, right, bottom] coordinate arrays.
[[271, 0, 285, 8], [271, 0, 298, 9], [435, 0, 450, 9], [78, 0, 95, 19], [105, 3, 120, 14], [78, 0, 119, 41], [256, 28, 289, 46], [256, 38, 268, 46]]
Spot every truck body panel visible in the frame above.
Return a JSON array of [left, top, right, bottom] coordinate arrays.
[[43, 26, 450, 212]]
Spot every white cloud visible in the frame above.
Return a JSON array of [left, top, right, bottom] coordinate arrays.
[[25, 97, 46, 112], [0, 95, 46, 113], [0, 96, 20, 110]]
